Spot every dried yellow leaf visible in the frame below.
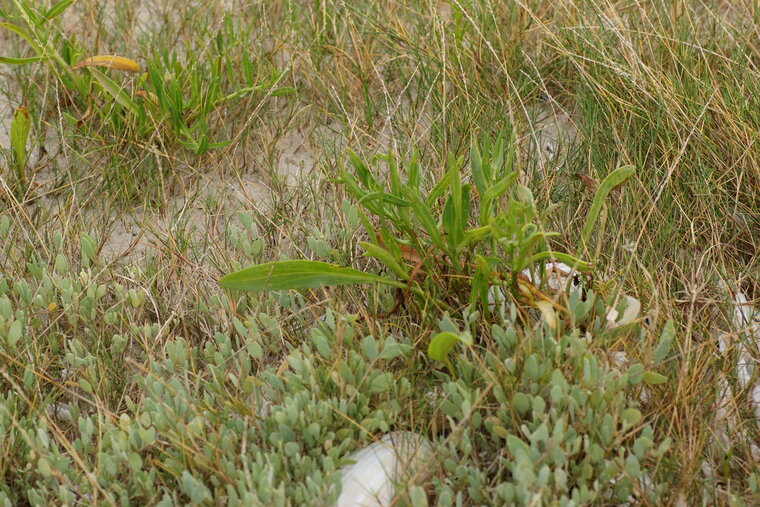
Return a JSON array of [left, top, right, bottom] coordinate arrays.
[[73, 55, 140, 73], [533, 300, 558, 330]]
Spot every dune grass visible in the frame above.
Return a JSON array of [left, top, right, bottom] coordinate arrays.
[[0, 0, 758, 504]]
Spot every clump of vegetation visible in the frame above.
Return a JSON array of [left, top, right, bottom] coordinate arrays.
[[0, 0, 757, 505], [221, 134, 677, 504]]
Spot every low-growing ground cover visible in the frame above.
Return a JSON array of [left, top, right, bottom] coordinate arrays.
[[0, 0, 758, 505]]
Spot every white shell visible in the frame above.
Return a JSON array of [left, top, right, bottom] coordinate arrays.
[[730, 290, 760, 421], [336, 431, 433, 507], [606, 296, 641, 328], [522, 262, 584, 295], [45, 402, 73, 423], [709, 286, 760, 467]]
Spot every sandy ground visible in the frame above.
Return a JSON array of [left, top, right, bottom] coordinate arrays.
[[528, 101, 578, 174], [2, 99, 578, 266], [0, 70, 17, 161], [0, 95, 10, 151], [1, 0, 581, 265]]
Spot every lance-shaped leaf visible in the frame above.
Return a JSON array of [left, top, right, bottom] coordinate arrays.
[[220, 260, 404, 292], [0, 22, 40, 52], [10, 106, 31, 185], [580, 165, 636, 248], [88, 68, 140, 114], [0, 56, 43, 65], [43, 0, 77, 23]]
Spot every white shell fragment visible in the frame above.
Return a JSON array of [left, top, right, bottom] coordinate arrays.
[[336, 431, 433, 507], [522, 262, 585, 296], [487, 262, 586, 315], [710, 286, 760, 463], [45, 402, 73, 423], [606, 296, 641, 328], [728, 290, 760, 422]]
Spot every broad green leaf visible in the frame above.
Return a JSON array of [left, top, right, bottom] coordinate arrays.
[[427, 331, 472, 363], [462, 225, 491, 246], [442, 194, 461, 251], [506, 435, 531, 458], [621, 408, 642, 426], [404, 187, 446, 253], [580, 165, 635, 248], [0, 56, 43, 64], [80, 232, 96, 265], [425, 168, 452, 208], [361, 336, 378, 360], [220, 260, 402, 292], [88, 68, 140, 114], [407, 150, 420, 189], [369, 372, 394, 393], [516, 184, 535, 210], [347, 149, 378, 190], [37, 458, 52, 477], [627, 363, 645, 384], [10, 106, 31, 185], [653, 320, 675, 363], [470, 254, 490, 310], [642, 371, 667, 385], [386, 153, 402, 195], [359, 241, 410, 279]]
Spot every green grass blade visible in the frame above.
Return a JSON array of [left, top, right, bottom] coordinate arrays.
[[220, 260, 402, 292], [580, 165, 636, 248]]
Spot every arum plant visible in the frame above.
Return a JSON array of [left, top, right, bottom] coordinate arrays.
[[221, 133, 624, 365]]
